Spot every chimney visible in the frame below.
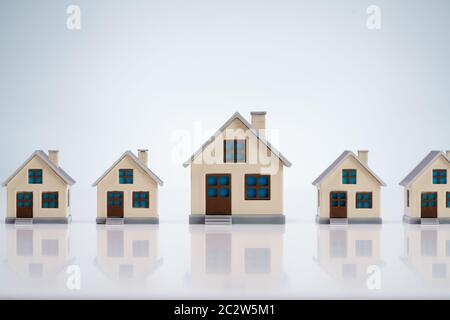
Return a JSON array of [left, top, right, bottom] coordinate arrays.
[[138, 149, 148, 167], [48, 150, 59, 166], [251, 111, 266, 137], [358, 150, 369, 166]]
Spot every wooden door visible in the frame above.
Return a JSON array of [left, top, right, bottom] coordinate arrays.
[[330, 191, 347, 218], [107, 191, 124, 218], [205, 174, 231, 215], [17, 192, 33, 218], [421, 192, 438, 218]]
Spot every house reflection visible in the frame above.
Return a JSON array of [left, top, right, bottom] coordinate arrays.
[[314, 225, 382, 287], [95, 225, 162, 285], [187, 225, 286, 290], [402, 225, 450, 286], [5, 224, 74, 284]]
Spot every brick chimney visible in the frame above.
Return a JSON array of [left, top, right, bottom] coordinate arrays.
[[357, 150, 368, 166], [138, 149, 148, 167], [48, 150, 59, 166]]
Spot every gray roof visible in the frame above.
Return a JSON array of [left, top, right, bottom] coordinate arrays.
[[312, 151, 386, 187], [182, 112, 292, 167], [399, 151, 449, 187], [92, 150, 164, 186], [2, 150, 76, 187]]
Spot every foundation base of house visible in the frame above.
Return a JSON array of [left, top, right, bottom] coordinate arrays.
[[96, 217, 159, 224], [315, 215, 382, 224], [402, 215, 450, 224], [189, 214, 285, 224], [5, 215, 72, 224]]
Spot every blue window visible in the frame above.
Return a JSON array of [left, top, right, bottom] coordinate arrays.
[[224, 139, 246, 163], [447, 192, 450, 208], [119, 169, 133, 184], [17, 192, 32, 208], [206, 175, 230, 198], [433, 170, 447, 184], [245, 174, 270, 200], [133, 192, 149, 208], [422, 192, 437, 208], [356, 192, 372, 209], [42, 192, 58, 208], [108, 192, 123, 207], [28, 169, 42, 184], [342, 170, 357, 184], [330, 192, 346, 208]]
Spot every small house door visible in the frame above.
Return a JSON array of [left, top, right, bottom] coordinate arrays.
[[17, 192, 33, 218], [421, 192, 438, 218], [107, 191, 124, 218], [330, 191, 347, 218], [205, 174, 231, 215]]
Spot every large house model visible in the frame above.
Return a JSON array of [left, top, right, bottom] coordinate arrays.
[[93, 150, 163, 224], [400, 151, 450, 224], [183, 112, 291, 224], [2, 150, 76, 224], [312, 150, 386, 224]]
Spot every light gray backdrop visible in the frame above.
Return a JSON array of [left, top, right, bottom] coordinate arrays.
[[0, 0, 449, 222]]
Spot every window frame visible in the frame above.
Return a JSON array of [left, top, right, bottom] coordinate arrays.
[[119, 169, 134, 184], [245, 174, 271, 200], [355, 192, 373, 209], [432, 169, 447, 184], [407, 189, 410, 207], [132, 191, 150, 208], [42, 192, 59, 209], [447, 192, 450, 208], [223, 139, 246, 163], [28, 169, 43, 184], [342, 169, 357, 185]]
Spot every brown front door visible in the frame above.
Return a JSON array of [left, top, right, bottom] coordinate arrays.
[[330, 191, 347, 218], [206, 174, 231, 215], [17, 192, 33, 218], [421, 192, 438, 218], [107, 191, 124, 218]]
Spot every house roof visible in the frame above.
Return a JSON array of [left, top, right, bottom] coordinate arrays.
[[399, 151, 449, 187], [92, 151, 164, 187], [2, 150, 76, 187], [312, 151, 386, 187], [182, 112, 292, 167]]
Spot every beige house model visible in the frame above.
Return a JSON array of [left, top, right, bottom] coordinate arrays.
[[93, 150, 163, 224], [2, 150, 76, 224], [183, 111, 292, 224], [400, 151, 450, 224], [312, 150, 386, 224]]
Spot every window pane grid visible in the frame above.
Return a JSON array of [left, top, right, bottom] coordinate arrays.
[[224, 139, 246, 163], [207, 175, 230, 198], [119, 169, 133, 184], [342, 170, 357, 184], [330, 192, 346, 207], [356, 192, 373, 209], [433, 170, 447, 184], [108, 192, 123, 207], [133, 192, 149, 208], [28, 169, 43, 184], [422, 193, 438, 208], [245, 174, 270, 200], [42, 192, 58, 208]]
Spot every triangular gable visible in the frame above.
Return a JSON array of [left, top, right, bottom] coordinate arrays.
[[182, 112, 292, 167], [312, 151, 386, 187], [399, 151, 449, 187], [92, 151, 164, 187], [2, 150, 76, 187]]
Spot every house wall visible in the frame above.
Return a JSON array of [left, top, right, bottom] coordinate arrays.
[[317, 155, 382, 219], [5, 156, 70, 219], [405, 155, 450, 218], [190, 118, 284, 215], [96, 155, 159, 218]]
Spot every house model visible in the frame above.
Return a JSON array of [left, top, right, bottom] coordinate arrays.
[[2, 150, 76, 224], [93, 150, 163, 224], [400, 151, 450, 224], [183, 111, 291, 225], [312, 150, 386, 224]]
